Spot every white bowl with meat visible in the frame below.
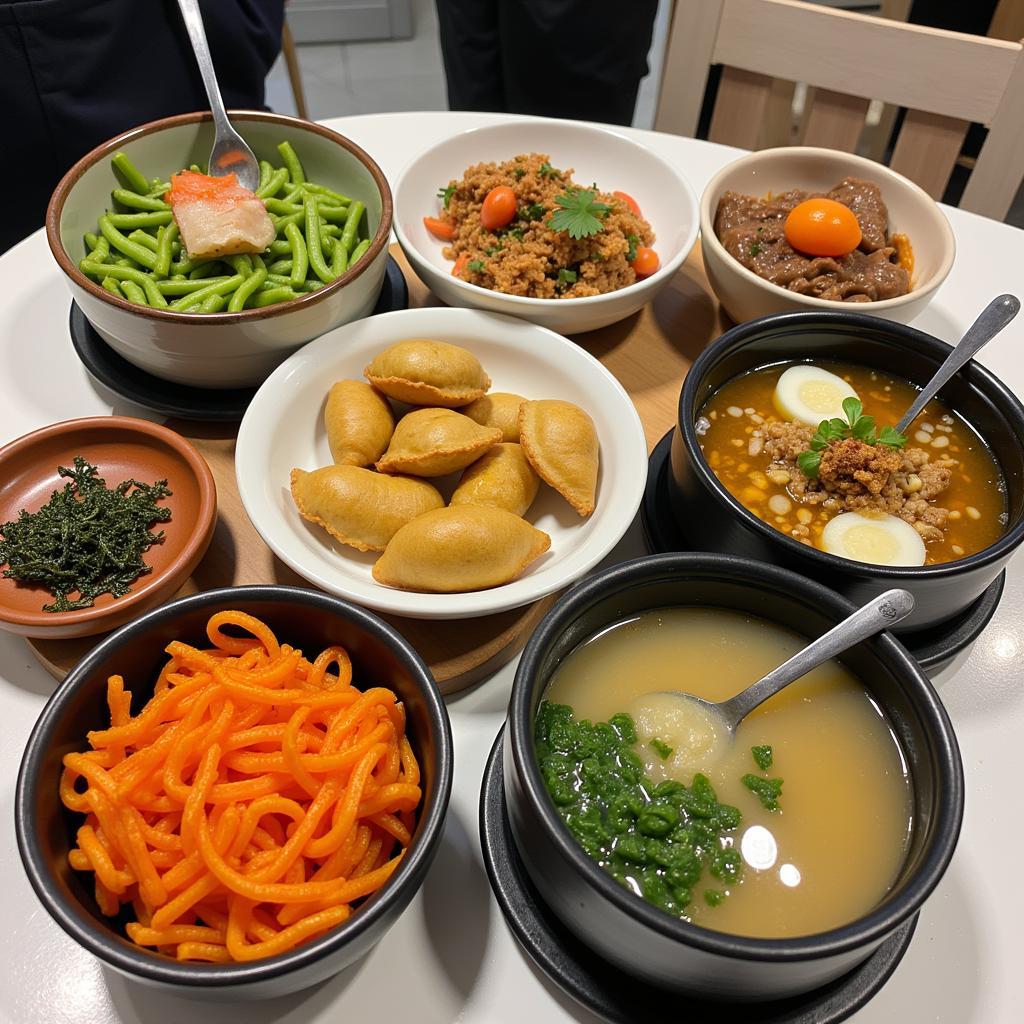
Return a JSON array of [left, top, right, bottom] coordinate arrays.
[[46, 111, 393, 389], [699, 147, 955, 325]]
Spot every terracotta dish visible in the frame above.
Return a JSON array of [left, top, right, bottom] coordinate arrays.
[[0, 417, 216, 639]]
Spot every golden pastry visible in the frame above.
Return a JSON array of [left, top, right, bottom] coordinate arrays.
[[450, 443, 539, 517], [372, 505, 551, 592], [519, 399, 600, 516], [364, 338, 491, 407], [376, 408, 501, 477], [461, 392, 526, 442], [324, 379, 395, 467], [290, 465, 443, 552]]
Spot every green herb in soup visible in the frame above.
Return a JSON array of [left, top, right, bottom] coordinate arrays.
[[741, 773, 785, 811], [0, 457, 170, 612], [535, 701, 744, 916], [751, 745, 773, 771]]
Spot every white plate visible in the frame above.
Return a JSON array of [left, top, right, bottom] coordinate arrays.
[[235, 307, 648, 618]]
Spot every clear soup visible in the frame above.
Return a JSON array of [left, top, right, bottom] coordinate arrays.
[[541, 606, 913, 938]]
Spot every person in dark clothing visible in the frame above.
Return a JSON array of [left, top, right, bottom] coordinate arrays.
[[0, 0, 284, 253], [435, 0, 659, 127]]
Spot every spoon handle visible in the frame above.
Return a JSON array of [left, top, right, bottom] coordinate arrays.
[[176, 0, 232, 137], [895, 294, 1019, 435], [718, 589, 915, 731]]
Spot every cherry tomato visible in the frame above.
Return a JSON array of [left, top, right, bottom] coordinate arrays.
[[452, 253, 470, 278], [613, 190, 641, 217], [784, 198, 862, 257], [630, 246, 660, 278], [480, 186, 517, 231], [423, 216, 455, 241]]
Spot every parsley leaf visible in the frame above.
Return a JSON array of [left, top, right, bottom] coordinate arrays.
[[467, 259, 485, 272], [626, 233, 639, 262], [797, 449, 822, 478], [436, 184, 455, 209], [538, 161, 558, 178], [519, 203, 546, 221], [557, 268, 577, 286], [513, 166, 526, 180], [505, 226, 525, 241], [741, 773, 784, 811], [796, 392, 907, 477], [547, 189, 611, 240], [485, 244, 502, 256], [650, 737, 674, 759]]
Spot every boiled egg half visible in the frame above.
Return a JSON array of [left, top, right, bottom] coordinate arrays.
[[821, 511, 926, 566], [774, 365, 859, 427]]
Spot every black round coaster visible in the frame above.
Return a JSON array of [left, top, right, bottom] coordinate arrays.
[[642, 428, 1006, 674], [69, 254, 409, 422], [479, 727, 918, 1024]]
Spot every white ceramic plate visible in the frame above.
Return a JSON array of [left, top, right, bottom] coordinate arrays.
[[235, 307, 648, 618], [393, 119, 700, 334]]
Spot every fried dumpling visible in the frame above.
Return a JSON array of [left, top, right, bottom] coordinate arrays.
[[519, 399, 600, 516], [461, 392, 526, 442], [450, 443, 539, 517], [290, 465, 443, 552], [364, 339, 491, 407], [376, 408, 501, 477], [372, 505, 550, 592], [324, 380, 395, 467]]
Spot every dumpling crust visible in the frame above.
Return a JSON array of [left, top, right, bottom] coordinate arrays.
[[461, 392, 526, 442], [325, 380, 395, 467], [376, 408, 502, 477], [364, 338, 491, 407], [372, 505, 551, 592], [290, 466, 443, 552], [450, 443, 539, 517], [519, 399, 600, 516]]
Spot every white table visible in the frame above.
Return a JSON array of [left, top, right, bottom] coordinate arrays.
[[1, 112, 1021, 1024]]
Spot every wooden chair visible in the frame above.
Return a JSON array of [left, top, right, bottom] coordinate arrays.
[[653, 0, 1024, 221], [282, 3, 310, 120]]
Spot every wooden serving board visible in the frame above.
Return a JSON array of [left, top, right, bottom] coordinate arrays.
[[28, 245, 728, 693]]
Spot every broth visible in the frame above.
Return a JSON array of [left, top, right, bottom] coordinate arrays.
[[698, 361, 1007, 565], [542, 607, 912, 939]]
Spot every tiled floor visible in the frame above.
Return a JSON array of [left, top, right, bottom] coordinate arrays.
[[268, 0, 1024, 228]]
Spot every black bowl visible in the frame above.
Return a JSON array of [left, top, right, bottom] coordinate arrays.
[[669, 311, 1024, 632], [505, 553, 963, 1001], [15, 585, 453, 999]]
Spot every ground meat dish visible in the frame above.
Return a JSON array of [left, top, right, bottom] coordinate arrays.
[[762, 421, 954, 543], [714, 178, 911, 302], [438, 153, 654, 299]]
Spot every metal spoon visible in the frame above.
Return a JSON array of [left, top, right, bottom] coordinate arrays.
[[663, 589, 914, 747], [894, 294, 1019, 435], [175, 0, 260, 192]]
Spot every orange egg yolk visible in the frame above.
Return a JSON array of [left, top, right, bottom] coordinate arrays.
[[783, 198, 862, 257]]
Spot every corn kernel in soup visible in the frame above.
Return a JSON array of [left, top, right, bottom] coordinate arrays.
[[541, 607, 912, 939]]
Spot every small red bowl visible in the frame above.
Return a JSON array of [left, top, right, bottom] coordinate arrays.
[[0, 417, 216, 638]]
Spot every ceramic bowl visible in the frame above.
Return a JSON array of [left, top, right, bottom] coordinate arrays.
[[15, 585, 453, 998], [0, 416, 216, 639], [393, 119, 700, 334], [668, 311, 1024, 632], [235, 306, 648, 619], [47, 111, 393, 389], [699, 147, 955, 325], [505, 553, 963, 1000]]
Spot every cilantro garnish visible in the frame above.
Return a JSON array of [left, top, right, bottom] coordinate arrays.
[[751, 745, 773, 771], [538, 161, 558, 178], [626, 233, 639, 262], [513, 166, 526, 180], [796, 397, 908, 479], [547, 189, 611, 240], [649, 737, 673, 760], [749, 242, 762, 257], [557, 268, 577, 287], [467, 259, 485, 272], [436, 184, 455, 209]]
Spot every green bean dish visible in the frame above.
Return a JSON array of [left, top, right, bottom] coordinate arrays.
[[78, 142, 372, 313]]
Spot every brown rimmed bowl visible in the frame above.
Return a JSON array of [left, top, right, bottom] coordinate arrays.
[[505, 552, 964, 1001], [669, 311, 1024, 632], [47, 111, 394, 389], [0, 416, 216, 639], [15, 585, 453, 998]]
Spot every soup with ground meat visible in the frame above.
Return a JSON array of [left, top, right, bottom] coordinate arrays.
[[697, 361, 1007, 566], [714, 178, 912, 303]]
